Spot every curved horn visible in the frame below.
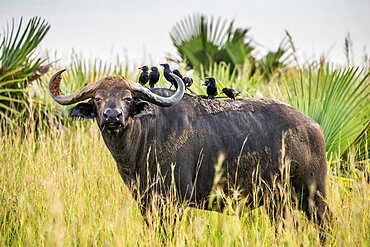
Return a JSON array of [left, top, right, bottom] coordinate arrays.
[[131, 73, 185, 107], [48, 69, 99, 105]]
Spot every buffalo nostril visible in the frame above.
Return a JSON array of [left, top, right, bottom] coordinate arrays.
[[103, 108, 122, 121], [103, 110, 109, 119]]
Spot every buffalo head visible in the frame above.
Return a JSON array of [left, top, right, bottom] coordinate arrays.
[[48, 69, 184, 132]]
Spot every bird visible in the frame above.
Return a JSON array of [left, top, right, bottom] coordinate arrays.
[[203, 77, 217, 99], [149, 66, 160, 88], [183, 77, 193, 88], [172, 69, 183, 80], [221, 88, 240, 100], [173, 69, 194, 87], [138, 65, 149, 86], [160, 63, 177, 89], [172, 69, 193, 89]]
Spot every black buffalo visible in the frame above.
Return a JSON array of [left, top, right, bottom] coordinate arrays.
[[49, 69, 330, 229]]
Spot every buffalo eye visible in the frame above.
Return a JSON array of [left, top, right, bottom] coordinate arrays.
[[94, 97, 103, 103], [122, 97, 132, 103]]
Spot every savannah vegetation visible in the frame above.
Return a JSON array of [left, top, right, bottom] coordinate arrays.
[[0, 15, 369, 246]]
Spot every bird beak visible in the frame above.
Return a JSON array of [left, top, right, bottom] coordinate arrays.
[[138, 67, 142, 70], [220, 91, 224, 94]]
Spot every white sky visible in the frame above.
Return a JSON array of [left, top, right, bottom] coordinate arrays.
[[0, 0, 369, 66]]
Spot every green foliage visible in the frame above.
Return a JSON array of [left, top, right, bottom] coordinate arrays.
[[257, 32, 293, 81], [346, 121, 370, 160], [0, 17, 50, 127], [170, 14, 296, 81], [0, 67, 27, 124], [285, 67, 370, 156], [1, 17, 49, 72], [170, 14, 254, 72]]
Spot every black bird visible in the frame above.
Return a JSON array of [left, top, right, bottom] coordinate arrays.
[[172, 69, 183, 80], [160, 63, 177, 89], [138, 65, 149, 86], [149, 66, 160, 88], [203, 77, 217, 99], [183, 77, 193, 88], [221, 87, 240, 100], [173, 69, 193, 88]]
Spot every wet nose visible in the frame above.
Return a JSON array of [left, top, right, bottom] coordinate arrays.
[[103, 108, 122, 121]]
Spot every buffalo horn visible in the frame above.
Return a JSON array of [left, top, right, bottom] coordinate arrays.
[[130, 73, 185, 107], [48, 69, 99, 105]]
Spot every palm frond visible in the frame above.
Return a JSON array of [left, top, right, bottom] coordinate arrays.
[[170, 14, 254, 71], [285, 67, 370, 156], [0, 17, 50, 128], [257, 33, 293, 81], [0, 17, 50, 74]]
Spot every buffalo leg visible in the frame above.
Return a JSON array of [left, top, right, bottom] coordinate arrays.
[[300, 187, 332, 243]]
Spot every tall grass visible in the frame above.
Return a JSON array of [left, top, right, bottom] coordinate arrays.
[[1, 123, 369, 246]]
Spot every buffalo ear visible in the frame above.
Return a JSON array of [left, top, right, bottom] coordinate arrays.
[[132, 100, 152, 118], [70, 101, 96, 119]]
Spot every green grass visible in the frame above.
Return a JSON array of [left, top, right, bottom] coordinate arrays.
[[1, 123, 369, 246]]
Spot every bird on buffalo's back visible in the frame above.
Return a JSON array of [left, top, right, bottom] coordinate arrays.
[[160, 63, 177, 89], [172, 69, 183, 80], [183, 77, 193, 88], [138, 65, 149, 86], [202, 77, 217, 99], [149, 66, 160, 88], [221, 88, 240, 100], [173, 69, 193, 88]]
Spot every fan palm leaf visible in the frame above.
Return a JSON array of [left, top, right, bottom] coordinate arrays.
[[286, 67, 370, 157], [170, 14, 254, 72], [258, 33, 293, 81], [0, 17, 50, 126]]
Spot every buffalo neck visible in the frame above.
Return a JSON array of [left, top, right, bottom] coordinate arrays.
[[101, 117, 151, 179]]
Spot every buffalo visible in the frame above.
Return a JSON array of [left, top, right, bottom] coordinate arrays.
[[48, 69, 330, 231]]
